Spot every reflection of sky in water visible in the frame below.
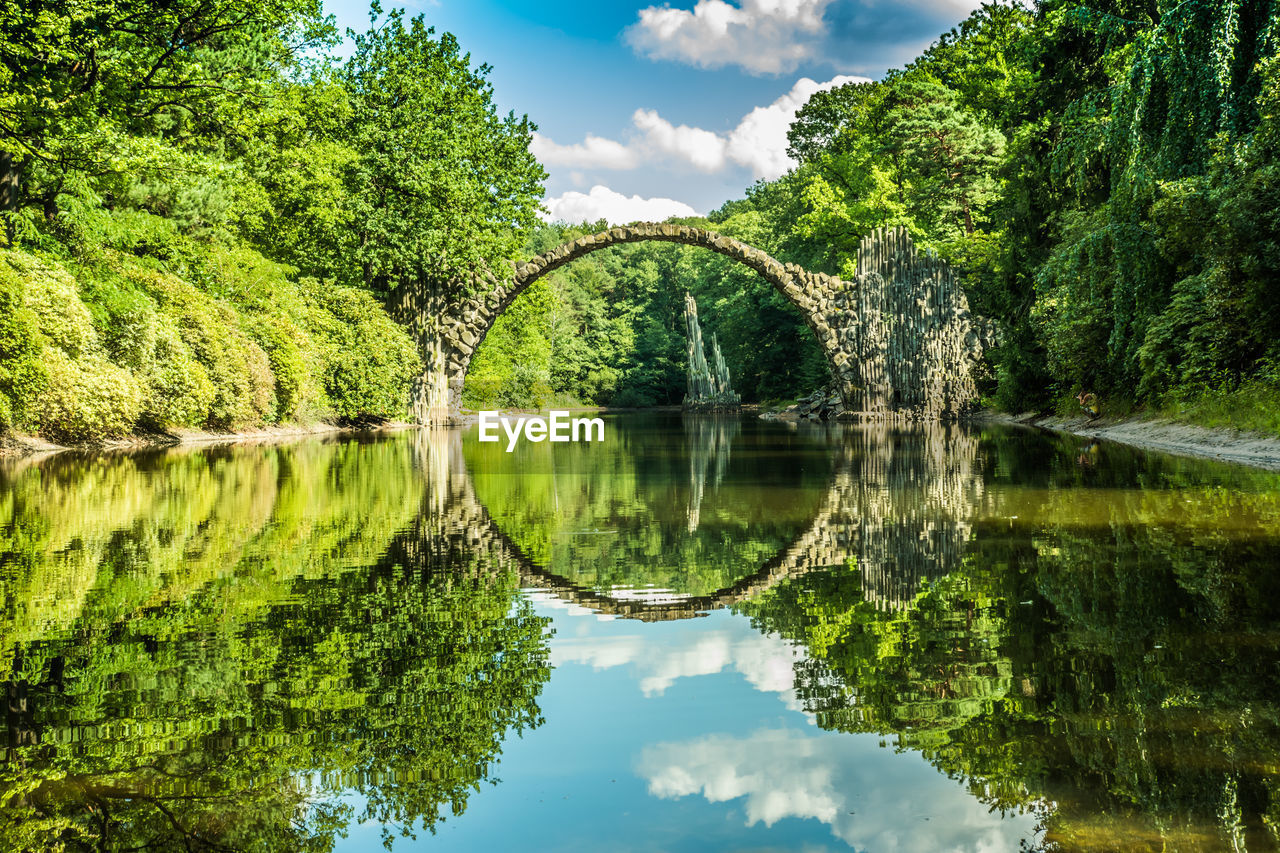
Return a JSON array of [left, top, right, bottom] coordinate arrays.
[[336, 599, 1039, 852]]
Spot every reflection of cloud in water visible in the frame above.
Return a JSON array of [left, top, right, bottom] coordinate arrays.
[[638, 729, 1038, 852], [550, 617, 805, 706]]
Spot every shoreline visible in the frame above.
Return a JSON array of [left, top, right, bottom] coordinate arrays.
[[7, 407, 1280, 472], [1000, 412, 1280, 472], [0, 406, 724, 457], [0, 421, 415, 460]]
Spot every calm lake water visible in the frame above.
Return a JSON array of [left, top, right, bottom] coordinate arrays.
[[4, 414, 1280, 852]]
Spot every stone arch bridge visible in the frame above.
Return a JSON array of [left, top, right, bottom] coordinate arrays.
[[390, 223, 995, 424], [403, 424, 983, 619]]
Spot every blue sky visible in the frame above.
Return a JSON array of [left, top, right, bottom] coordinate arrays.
[[322, 0, 987, 223]]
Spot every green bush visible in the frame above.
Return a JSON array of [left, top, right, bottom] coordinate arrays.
[[304, 281, 420, 420], [37, 349, 142, 442], [83, 275, 161, 370], [125, 266, 275, 429], [203, 246, 324, 422], [0, 254, 48, 429], [140, 315, 217, 429], [15, 252, 99, 359], [245, 315, 311, 422], [2, 243, 419, 439]]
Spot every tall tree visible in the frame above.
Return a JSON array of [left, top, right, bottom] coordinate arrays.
[[883, 76, 1006, 241], [342, 9, 546, 296]]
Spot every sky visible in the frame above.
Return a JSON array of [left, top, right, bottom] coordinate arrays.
[[322, 0, 988, 224]]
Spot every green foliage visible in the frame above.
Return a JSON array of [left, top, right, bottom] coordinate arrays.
[[1157, 364, 1280, 436], [341, 10, 546, 293], [16, 251, 99, 358], [4, 0, 1276, 426], [0, 246, 418, 441], [1000, 0, 1280, 410], [0, 0, 334, 235], [738, 0, 1280, 421], [0, 256, 46, 427], [304, 282, 422, 420], [784, 70, 1006, 267], [1, 0, 541, 436], [128, 264, 277, 429], [464, 278, 555, 409], [883, 76, 1006, 243], [141, 315, 218, 428], [35, 349, 143, 442]]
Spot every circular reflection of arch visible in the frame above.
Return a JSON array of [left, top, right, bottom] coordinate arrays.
[[407, 424, 984, 620]]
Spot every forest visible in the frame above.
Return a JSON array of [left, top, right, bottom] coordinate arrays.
[[2, 0, 1279, 439]]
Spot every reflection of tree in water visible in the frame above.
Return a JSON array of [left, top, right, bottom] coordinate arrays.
[[465, 414, 833, 600], [684, 414, 742, 532], [742, 427, 1280, 851], [0, 438, 551, 852]]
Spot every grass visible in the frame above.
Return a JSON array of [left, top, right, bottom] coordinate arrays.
[[1156, 379, 1280, 437]]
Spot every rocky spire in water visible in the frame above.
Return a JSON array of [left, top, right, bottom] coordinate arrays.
[[709, 333, 739, 405], [684, 294, 739, 409], [684, 292, 715, 404]]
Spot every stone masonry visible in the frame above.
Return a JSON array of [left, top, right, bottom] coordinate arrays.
[[391, 222, 993, 424]]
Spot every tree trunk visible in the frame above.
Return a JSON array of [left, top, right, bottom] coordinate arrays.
[[0, 151, 20, 245]]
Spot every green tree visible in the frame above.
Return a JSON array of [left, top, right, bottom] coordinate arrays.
[[0, 0, 332, 239], [883, 76, 1006, 242], [342, 9, 546, 294]]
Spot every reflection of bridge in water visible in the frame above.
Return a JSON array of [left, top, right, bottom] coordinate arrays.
[[407, 422, 983, 619]]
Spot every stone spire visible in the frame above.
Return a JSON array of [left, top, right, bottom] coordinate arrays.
[[709, 333, 739, 405], [684, 292, 715, 404], [684, 293, 740, 409]]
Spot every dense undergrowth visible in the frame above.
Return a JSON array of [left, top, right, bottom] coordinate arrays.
[[0, 240, 418, 443]]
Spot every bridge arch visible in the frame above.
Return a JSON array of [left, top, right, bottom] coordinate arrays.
[[391, 223, 992, 424]]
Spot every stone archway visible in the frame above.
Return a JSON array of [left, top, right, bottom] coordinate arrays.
[[390, 223, 994, 424]]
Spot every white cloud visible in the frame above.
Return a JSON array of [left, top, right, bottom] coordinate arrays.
[[533, 75, 869, 184], [726, 74, 867, 178], [542, 185, 699, 225], [551, 620, 807, 709], [531, 131, 639, 170], [627, 0, 834, 75], [632, 109, 728, 172], [638, 728, 1043, 851]]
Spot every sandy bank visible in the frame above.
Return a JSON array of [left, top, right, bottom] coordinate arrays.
[[1005, 413, 1280, 471]]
